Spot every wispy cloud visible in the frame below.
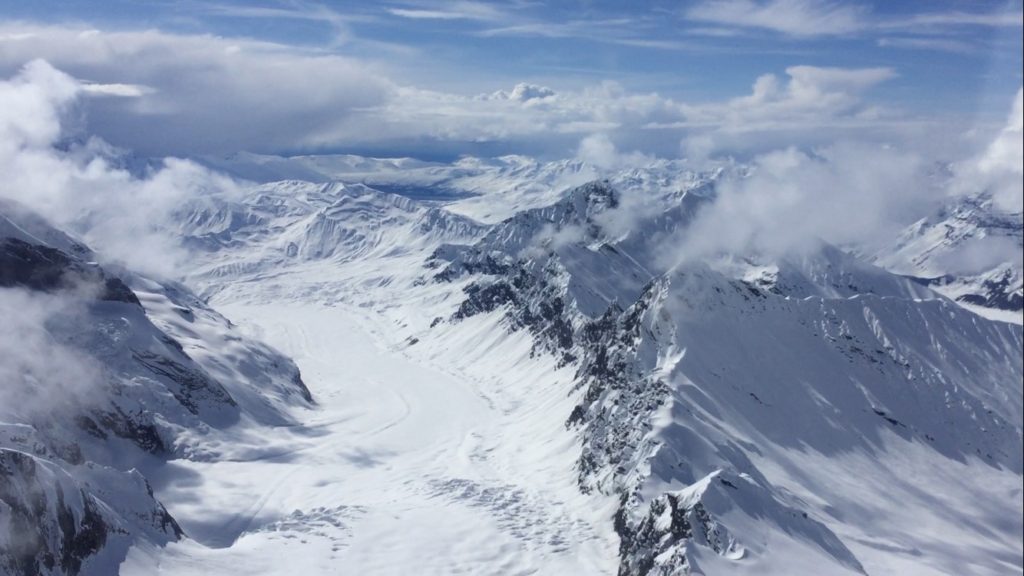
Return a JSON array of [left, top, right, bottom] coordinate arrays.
[[687, 0, 868, 37], [194, 1, 376, 47], [477, 18, 637, 39], [80, 82, 153, 97], [888, 10, 1023, 30], [876, 37, 976, 54], [386, 2, 506, 22], [686, 0, 1022, 40], [611, 38, 708, 51]]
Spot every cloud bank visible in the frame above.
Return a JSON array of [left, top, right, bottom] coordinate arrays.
[[0, 23, 930, 160], [0, 60, 239, 277], [666, 142, 932, 265]]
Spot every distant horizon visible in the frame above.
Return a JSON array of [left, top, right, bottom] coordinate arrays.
[[0, 0, 1020, 163]]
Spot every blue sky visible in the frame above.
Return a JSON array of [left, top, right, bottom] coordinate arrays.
[[0, 0, 1021, 160]]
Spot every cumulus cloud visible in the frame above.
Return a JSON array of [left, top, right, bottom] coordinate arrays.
[[679, 65, 898, 159], [686, 65, 895, 129], [485, 83, 557, 103], [668, 142, 932, 264], [575, 133, 654, 171], [0, 23, 393, 156], [576, 133, 621, 169], [955, 87, 1023, 212], [0, 23, 926, 160], [0, 60, 240, 278]]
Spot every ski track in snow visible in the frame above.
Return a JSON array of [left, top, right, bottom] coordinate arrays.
[[124, 301, 617, 575]]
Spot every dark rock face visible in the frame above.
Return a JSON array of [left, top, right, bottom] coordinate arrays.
[[2, 206, 313, 574], [612, 479, 752, 576], [430, 181, 887, 575], [441, 255, 578, 365], [0, 450, 112, 576], [133, 351, 237, 416], [568, 282, 670, 494], [93, 409, 169, 455], [0, 238, 140, 305], [431, 184, 626, 365], [291, 369, 314, 404], [910, 268, 1023, 312], [958, 270, 1023, 311], [616, 494, 718, 576], [959, 289, 1022, 311]]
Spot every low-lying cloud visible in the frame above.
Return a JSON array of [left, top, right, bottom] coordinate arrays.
[[666, 142, 933, 266], [0, 59, 240, 278], [0, 287, 104, 420], [952, 87, 1024, 212]]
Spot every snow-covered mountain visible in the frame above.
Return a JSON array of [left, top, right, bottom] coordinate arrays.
[[200, 152, 726, 225], [174, 180, 485, 296], [4, 157, 1022, 575], [427, 180, 1022, 575], [204, 150, 1021, 321], [133, 168, 1023, 575], [870, 191, 1023, 322], [0, 202, 312, 575]]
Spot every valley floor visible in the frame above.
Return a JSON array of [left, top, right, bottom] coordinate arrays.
[[122, 301, 619, 575]]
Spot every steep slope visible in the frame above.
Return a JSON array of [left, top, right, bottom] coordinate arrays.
[[432, 180, 1024, 575], [114, 180, 627, 575], [60, 167, 1019, 576], [871, 191, 1023, 321], [0, 205, 312, 575]]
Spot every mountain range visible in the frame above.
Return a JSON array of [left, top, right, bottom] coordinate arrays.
[[2, 154, 1021, 575]]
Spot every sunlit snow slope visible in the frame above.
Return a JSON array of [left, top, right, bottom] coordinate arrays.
[[4, 168, 1021, 576], [0, 201, 311, 576], [141, 175, 1021, 576]]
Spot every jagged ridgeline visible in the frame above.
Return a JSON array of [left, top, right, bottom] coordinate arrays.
[[430, 180, 1023, 575]]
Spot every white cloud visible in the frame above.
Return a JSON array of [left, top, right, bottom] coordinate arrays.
[[932, 235, 1021, 276], [687, 0, 868, 37], [575, 133, 654, 171], [687, 0, 1022, 39], [387, 2, 505, 22], [0, 23, 394, 156], [485, 83, 557, 103], [678, 65, 898, 158], [953, 87, 1023, 212], [576, 133, 620, 169], [0, 24, 923, 161], [669, 142, 931, 264], [0, 287, 104, 420], [0, 60, 241, 278], [80, 82, 152, 97]]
